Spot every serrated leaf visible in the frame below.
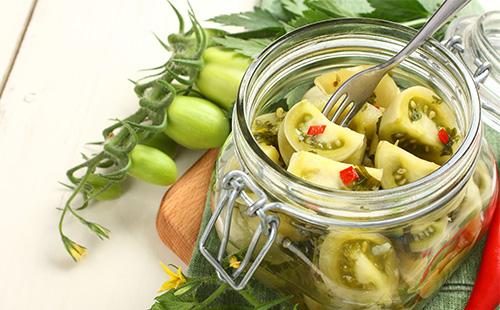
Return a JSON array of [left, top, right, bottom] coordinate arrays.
[[287, 9, 331, 28], [334, 0, 374, 15], [210, 8, 284, 32], [306, 0, 359, 17], [282, 0, 308, 16], [364, 0, 430, 22], [212, 36, 272, 58], [260, 0, 290, 20]]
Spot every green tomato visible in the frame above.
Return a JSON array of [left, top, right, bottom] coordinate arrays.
[[143, 132, 178, 158], [196, 47, 251, 110], [202, 47, 251, 71], [128, 145, 177, 186], [164, 96, 230, 149], [87, 174, 123, 201]]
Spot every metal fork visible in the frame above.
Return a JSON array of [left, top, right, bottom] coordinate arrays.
[[322, 0, 471, 126]]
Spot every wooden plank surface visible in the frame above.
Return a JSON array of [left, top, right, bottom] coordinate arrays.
[[0, 0, 254, 309], [0, 0, 36, 95]]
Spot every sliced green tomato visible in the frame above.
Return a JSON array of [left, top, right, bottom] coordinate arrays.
[[449, 180, 482, 226], [419, 215, 482, 299], [288, 151, 382, 190], [473, 160, 494, 207], [280, 100, 366, 165], [314, 65, 400, 108], [258, 143, 281, 165], [301, 85, 331, 110], [318, 232, 399, 306], [277, 121, 295, 165], [407, 217, 449, 253], [379, 86, 459, 164], [375, 141, 440, 189], [227, 202, 302, 265], [398, 253, 430, 291], [349, 103, 383, 139], [251, 108, 286, 146], [302, 86, 383, 141]]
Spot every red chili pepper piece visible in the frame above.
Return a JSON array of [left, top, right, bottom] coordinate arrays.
[[438, 128, 450, 144], [339, 166, 359, 185], [307, 125, 326, 135], [465, 168, 500, 310]]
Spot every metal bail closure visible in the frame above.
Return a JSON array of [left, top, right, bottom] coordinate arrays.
[[443, 35, 491, 85], [199, 170, 280, 290]]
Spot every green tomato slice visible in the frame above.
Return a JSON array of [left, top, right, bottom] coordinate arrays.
[[288, 151, 382, 191], [279, 100, 366, 165], [379, 86, 459, 164], [318, 232, 399, 306], [258, 143, 282, 165], [375, 141, 440, 189], [252, 108, 286, 146], [314, 65, 400, 108]]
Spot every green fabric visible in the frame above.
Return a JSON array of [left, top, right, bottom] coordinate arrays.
[[188, 125, 500, 309]]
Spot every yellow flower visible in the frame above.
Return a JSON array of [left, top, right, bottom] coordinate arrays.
[[229, 256, 241, 269], [159, 263, 186, 292], [62, 236, 87, 262], [69, 243, 87, 261]]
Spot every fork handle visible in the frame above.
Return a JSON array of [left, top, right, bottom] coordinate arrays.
[[385, 0, 471, 70]]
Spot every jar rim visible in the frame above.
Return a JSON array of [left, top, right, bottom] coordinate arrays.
[[235, 18, 482, 223], [477, 11, 500, 62]]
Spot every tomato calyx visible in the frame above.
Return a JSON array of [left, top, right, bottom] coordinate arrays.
[[438, 128, 450, 144], [307, 125, 326, 135], [339, 166, 359, 186]]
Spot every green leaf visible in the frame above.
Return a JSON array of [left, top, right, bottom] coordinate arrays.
[[306, 0, 359, 18], [282, 0, 308, 16], [212, 36, 273, 58], [259, 0, 290, 20], [286, 83, 313, 109], [287, 9, 331, 28], [334, 0, 374, 15], [210, 8, 284, 32], [419, 0, 483, 17], [364, 0, 430, 22]]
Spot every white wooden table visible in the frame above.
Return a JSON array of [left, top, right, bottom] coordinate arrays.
[[0, 1, 497, 309]]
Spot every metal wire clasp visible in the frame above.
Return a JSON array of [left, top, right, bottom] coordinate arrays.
[[199, 170, 280, 290], [443, 35, 491, 85]]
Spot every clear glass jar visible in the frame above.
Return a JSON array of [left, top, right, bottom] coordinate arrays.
[[200, 19, 499, 309], [445, 11, 500, 132]]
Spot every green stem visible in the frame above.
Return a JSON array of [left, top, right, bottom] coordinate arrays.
[[400, 18, 427, 28], [192, 284, 228, 309], [59, 153, 106, 233], [240, 289, 261, 307]]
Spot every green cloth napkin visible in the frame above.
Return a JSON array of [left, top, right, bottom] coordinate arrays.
[[188, 125, 499, 309]]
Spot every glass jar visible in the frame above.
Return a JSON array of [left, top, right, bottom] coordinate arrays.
[[199, 19, 499, 309], [445, 11, 500, 132]]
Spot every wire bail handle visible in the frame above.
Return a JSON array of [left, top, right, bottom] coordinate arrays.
[[199, 170, 281, 290], [443, 35, 491, 85]]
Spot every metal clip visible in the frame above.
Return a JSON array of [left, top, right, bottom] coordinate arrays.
[[443, 35, 491, 85], [199, 170, 280, 290]]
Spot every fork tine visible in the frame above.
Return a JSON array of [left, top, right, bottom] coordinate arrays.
[[329, 94, 353, 123], [338, 102, 364, 127], [322, 91, 347, 118]]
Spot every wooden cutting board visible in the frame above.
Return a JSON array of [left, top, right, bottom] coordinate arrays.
[[156, 148, 218, 263]]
